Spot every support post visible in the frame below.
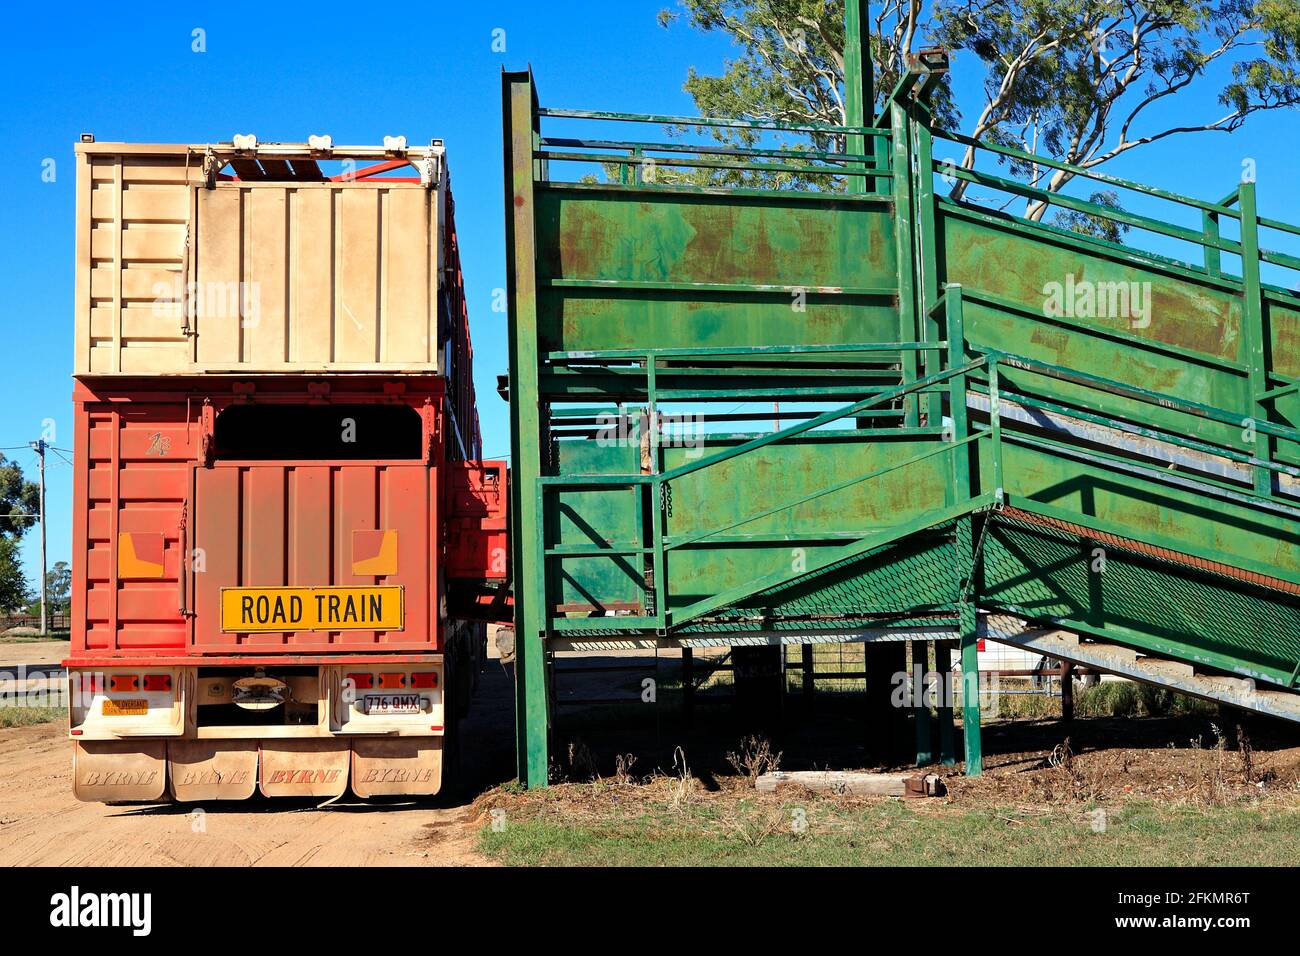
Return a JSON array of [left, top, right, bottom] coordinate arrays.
[[682, 646, 695, 729], [913, 642, 933, 766], [31, 439, 47, 636], [957, 517, 983, 775], [891, 100, 920, 425], [1239, 181, 1272, 497], [935, 643, 956, 765], [844, 0, 873, 194], [1060, 662, 1075, 722], [913, 100, 942, 427], [503, 70, 550, 787], [1202, 210, 1221, 278], [802, 642, 815, 701], [865, 640, 908, 764]]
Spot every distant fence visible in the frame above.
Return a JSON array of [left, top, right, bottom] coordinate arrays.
[[2, 614, 71, 632]]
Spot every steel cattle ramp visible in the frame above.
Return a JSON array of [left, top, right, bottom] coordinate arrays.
[[502, 57, 1300, 785]]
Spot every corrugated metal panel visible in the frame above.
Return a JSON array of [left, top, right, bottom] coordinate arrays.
[[77, 152, 195, 375], [191, 462, 436, 653], [70, 379, 449, 658], [74, 144, 442, 376], [77, 400, 194, 653]]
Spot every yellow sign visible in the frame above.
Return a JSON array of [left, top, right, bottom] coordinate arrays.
[[102, 698, 148, 716], [220, 586, 404, 633]]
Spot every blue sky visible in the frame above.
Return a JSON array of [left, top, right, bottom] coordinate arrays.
[[1, 1, 1297, 586]]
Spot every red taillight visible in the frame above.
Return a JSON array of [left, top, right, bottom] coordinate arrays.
[[109, 675, 139, 692], [378, 673, 405, 690], [79, 674, 103, 694], [348, 673, 374, 690], [143, 674, 172, 692], [410, 672, 438, 689], [976, 639, 987, 652]]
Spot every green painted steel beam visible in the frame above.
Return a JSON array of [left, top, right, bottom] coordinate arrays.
[[1239, 181, 1273, 496], [934, 127, 1241, 218], [948, 165, 1243, 254], [984, 349, 1300, 444], [541, 136, 873, 164], [540, 279, 899, 297], [987, 387, 1300, 481], [540, 149, 877, 179], [844, 0, 873, 194], [503, 70, 550, 789], [539, 106, 885, 137], [891, 100, 921, 427], [542, 180, 893, 203], [957, 518, 982, 775]]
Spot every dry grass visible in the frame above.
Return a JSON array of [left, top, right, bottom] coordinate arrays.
[[475, 768, 1300, 866], [725, 735, 782, 785], [0, 705, 64, 728]]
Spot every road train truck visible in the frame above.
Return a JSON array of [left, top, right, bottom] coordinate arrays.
[[65, 136, 506, 801]]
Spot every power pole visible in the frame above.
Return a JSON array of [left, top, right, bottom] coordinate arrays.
[[29, 439, 47, 636]]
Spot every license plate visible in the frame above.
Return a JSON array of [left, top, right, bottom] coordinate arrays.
[[102, 698, 148, 717], [220, 586, 404, 633], [363, 694, 424, 716]]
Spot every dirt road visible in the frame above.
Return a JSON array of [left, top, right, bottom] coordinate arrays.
[[0, 639, 71, 669], [0, 654, 518, 868]]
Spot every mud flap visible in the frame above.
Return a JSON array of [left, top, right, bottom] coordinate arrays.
[[168, 741, 259, 802], [73, 740, 167, 803], [259, 740, 349, 798], [351, 737, 443, 797]]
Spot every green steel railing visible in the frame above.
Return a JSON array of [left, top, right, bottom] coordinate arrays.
[[520, 86, 1300, 642], [535, 107, 892, 192], [539, 285, 1300, 637], [538, 344, 979, 634]]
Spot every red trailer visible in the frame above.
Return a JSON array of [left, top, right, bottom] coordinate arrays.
[[66, 138, 506, 801]]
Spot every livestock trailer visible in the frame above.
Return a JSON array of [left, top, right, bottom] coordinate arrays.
[[66, 137, 506, 801]]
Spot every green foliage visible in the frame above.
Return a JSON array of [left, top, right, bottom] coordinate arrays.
[[0, 536, 31, 614], [661, 1, 959, 129], [655, 1, 955, 187], [0, 454, 38, 540], [657, 0, 1300, 208], [42, 561, 71, 615], [1051, 189, 1131, 242]]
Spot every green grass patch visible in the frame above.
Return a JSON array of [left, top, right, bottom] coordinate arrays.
[[0, 705, 65, 728], [1075, 681, 1217, 719], [479, 794, 1300, 867]]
